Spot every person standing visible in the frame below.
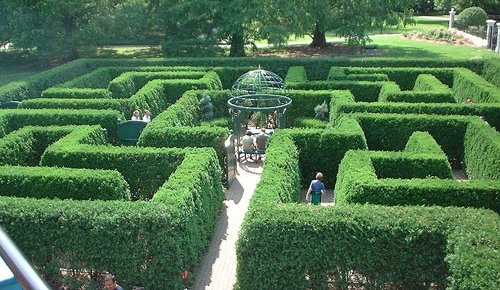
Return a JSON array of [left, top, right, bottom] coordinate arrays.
[[104, 274, 124, 290], [306, 172, 325, 205]]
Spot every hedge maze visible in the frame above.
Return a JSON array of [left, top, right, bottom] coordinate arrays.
[[0, 57, 499, 289]]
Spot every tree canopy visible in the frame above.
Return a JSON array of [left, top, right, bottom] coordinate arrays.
[[0, 0, 419, 60]]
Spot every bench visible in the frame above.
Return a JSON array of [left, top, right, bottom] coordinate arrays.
[[238, 148, 265, 161], [116, 120, 148, 146], [0, 101, 21, 109]]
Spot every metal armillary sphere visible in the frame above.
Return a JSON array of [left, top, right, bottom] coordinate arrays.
[[228, 69, 292, 132]]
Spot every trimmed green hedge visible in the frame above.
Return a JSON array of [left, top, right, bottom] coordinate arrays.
[[237, 129, 500, 289], [0, 59, 97, 102], [289, 81, 382, 102], [464, 118, 500, 180], [0, 126, 76, 166], [40, 125, 184, 200], [286, 90, 337, 127], [413, 74, 452, 92], [19, 98, 123, 111], [453, 68, 500, 103], [334, 149, 499, 212], [481, 58, 500, 88], [327, 67, 347, 80], [0, 109, 123, 140], [405, 131, 448, 155], [275, 116, 367, 187], [350, 113, 470, 167], [108, 71, 207, 99], [344, 67, 454, 90], [0, 165, 130, 200], [0, 58, 485, 103], [293, 117, 329, 128], [41, 88, 112, 99], [385, 91, 456, 103], [0, 146, 223, 289], [138, 90, 229, 169], [237, 203, 500, 289], [331, 94, 500, 131]]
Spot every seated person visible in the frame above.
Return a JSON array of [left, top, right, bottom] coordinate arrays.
[[142, 109, 151, 123], [255, 128, 269, 152], [131, 109, 141, 120], [240, 130, 255, 159]]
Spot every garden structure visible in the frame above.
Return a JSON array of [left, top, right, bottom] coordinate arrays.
[[228, 68, 292, 135], [0, 57, 498, 289]]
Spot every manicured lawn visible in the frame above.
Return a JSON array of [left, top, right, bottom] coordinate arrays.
[[371, 35, 499, 59], [0, 66, 43, 87]]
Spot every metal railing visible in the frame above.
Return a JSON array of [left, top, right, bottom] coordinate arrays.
[[0, 226, 50, 290]]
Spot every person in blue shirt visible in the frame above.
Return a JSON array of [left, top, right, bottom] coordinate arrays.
[[104, 274, 124, 290], [306, 172, 325, 205]]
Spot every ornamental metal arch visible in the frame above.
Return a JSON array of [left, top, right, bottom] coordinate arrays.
[[227, 69, 292, 136]]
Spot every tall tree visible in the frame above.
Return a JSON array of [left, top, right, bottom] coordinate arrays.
[[0, 0, 122, 60]]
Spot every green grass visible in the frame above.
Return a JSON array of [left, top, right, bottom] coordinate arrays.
[[79, 45, 163, 58], [370, 35, 499, 60], [0, 66, 43, 87]]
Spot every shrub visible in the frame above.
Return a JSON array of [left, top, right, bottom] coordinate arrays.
[[41, 88, 112, 99], [0, 165, 130, 200], [293, 117, 329, 129], [456, 7, 488, 27], [40, 125, 184, 200]]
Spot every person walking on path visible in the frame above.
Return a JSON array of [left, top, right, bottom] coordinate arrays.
[[306, 172, 325, 205]]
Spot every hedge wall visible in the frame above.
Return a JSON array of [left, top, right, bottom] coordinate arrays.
[[108, 71, 207, 99], [343, 67, 455, 90], [237, 203, 500, 289], [236, 128, 500, 289], [350, 113, 471, 168], [0, 109, 123, 140], [0, 126, 76, 166], [40, 125, 184, 200], [464, 118, 500, 180], [480, 58, 500, 88], [0, 165, 130, 200], [41, 88, 113, 99], [288, 81, 382, 102], [138, 90, 229, 170], [331, 95, 500, 131], [20, 98, 123, 112], [0, 57, 485, 103], [0, 59, 97, 102], [0, 147, 223, 289], [286, 90, 336, 127], [453, 68, 500, 103], [275, 116, 367, 187]]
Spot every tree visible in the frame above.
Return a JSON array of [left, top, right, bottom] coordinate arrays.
[[434, 0, 499, 14], [369, 0, 417, 34], [153, 0, 221, 56], [0, 0, 122, 61]]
